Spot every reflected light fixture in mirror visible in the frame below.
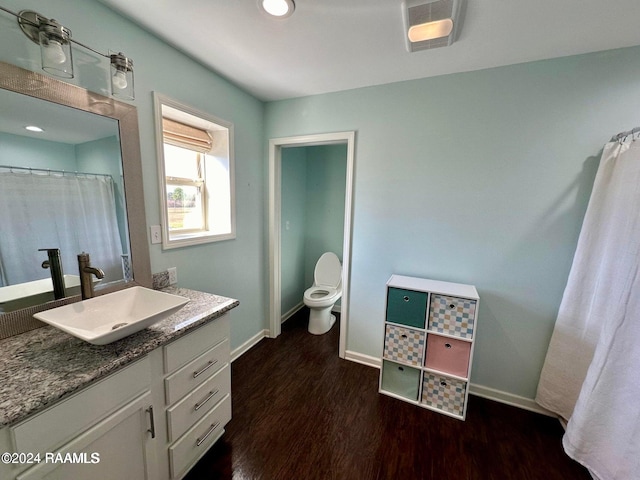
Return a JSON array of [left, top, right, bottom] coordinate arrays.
[[260, 0, 295, 18], [0, 5, 135, 100]]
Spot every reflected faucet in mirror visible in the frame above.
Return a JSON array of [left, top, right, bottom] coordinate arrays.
[[39, 248, 65, 300], [78, 252, 105, 300]]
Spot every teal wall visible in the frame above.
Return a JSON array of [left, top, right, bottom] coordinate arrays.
[[281, 147, 307, 314], [280, 145, 346, 315], [0, 0, 266, 351], [304, 145, 347, 289], [265, 46, 640, 399], [0, 132, 76, 171]]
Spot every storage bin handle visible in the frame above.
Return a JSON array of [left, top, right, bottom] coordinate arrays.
[[403, 296, 410, 302], [445, 343, 452, 349]]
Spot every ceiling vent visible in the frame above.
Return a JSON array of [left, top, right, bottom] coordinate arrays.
[[403, 0, 463, 52]]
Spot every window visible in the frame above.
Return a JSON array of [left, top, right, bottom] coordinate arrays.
[[154, 93, 235, 248]]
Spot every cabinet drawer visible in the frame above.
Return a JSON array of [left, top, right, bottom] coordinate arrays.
[[380, 360, 421, 401], [169, 394, 232, 479], [11, 356, 150, 456], [164, 315, 229, 374], [428, 295, 476, 339], [167, 364, 231, 442], [424, 334, 471, 378], [165, 339, 229, 405], [421, 373, 467, 417], [383, 324, 425, 366], [386, 288, 427, 328]]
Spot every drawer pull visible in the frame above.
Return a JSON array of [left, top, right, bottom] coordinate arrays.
[[194, 390, 219, 411], [440, 380, 447, 387], [146, 406, 156, 439], [398, 366, 404, 372], [401, 334, 408, 339], [445, 343, 452, 349], [403, 296, 410, 302], [193, 359, 218, 378], [196, 421, 220, 446]]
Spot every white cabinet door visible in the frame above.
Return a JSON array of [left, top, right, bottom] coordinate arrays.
[[17, 392, 157, 480]]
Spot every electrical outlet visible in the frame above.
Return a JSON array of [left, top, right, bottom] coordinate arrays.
[[150, 225, 162, 244], [167, 267, 177, 285]]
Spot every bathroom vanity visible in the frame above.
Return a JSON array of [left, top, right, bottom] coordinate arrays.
[[0, 287, 238, 480]]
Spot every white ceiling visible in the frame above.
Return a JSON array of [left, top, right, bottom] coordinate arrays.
[[99, 0, 640, 102]]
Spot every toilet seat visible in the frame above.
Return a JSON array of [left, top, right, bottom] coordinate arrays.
[[303, 286, 340, 307]]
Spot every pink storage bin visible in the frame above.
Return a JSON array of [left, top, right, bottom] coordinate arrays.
[[425, 334, 471, 378]]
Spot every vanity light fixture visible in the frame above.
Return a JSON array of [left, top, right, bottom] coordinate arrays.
[[403, 0, 463, 52], [260, 0, 295, 18], [0, 5, 136, 100]]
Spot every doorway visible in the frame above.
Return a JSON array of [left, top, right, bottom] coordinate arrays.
[[268, 131, 355, 358]]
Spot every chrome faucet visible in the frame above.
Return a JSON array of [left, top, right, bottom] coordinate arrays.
[[77, 252, 105, 300], [40, 248, 66, 300]]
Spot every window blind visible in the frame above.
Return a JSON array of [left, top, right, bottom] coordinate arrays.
[[162, 118, 212, 153]]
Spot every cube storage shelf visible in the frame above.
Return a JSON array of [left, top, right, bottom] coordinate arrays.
[[378, 275, 479, 420]]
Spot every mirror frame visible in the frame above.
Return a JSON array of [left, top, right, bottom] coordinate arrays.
[[0, 60, 152, 309]]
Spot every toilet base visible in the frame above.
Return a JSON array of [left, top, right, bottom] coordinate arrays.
[[308, 307, 336, 335]]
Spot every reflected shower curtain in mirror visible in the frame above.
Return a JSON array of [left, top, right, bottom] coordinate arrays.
[[0, 172, 123, 287], [536, 134, 640, 479]]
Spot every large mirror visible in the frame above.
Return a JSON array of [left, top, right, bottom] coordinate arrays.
[[0, 61, 151, 314]]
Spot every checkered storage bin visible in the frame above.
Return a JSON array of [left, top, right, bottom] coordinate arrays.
[[428, 294, 476, 339], [421, 373, 467, 417], [383, 324, 426, 366]]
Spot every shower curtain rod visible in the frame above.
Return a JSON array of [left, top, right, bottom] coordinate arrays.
[[611, 126, 640, 142], [0, 165, 114, 180]]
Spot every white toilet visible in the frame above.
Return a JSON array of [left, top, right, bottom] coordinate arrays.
[[303, 252, 342, 335]]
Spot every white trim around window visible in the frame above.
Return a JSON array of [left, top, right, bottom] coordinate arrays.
[[153, 92, 236, 249]]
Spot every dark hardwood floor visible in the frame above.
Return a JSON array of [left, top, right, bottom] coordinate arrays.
[[185, 308, 590, 480]]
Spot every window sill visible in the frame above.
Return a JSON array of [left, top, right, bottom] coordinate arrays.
[[162, 231, 236, 249]]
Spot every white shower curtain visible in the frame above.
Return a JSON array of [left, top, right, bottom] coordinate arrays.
[[0, 172, 123, 286], [536, 134, 640, 479]]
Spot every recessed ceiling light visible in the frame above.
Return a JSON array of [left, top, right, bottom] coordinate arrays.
[[260, 0, 295, 18], [25, 125, 44, 132]]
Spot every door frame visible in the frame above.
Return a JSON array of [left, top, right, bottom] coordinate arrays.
[[268, 131, 356, 358]]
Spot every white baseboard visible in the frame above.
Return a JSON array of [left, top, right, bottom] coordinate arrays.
[[344, 350, 381, 369], [343, 353, 555, 417], [468, 384, 555, 416], [230, 329, 268, 363], [281, 303, 304, 323]]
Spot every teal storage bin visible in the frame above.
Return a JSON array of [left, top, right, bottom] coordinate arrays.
[[386, 287, 427, 328], [380, 360, 421, 401]]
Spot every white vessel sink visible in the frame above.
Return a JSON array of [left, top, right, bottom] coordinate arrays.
[[33, 286, 189, 345]]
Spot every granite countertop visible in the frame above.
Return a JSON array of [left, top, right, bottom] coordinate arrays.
[[0, 287, 239, 428]]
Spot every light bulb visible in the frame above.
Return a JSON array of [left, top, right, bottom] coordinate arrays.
[[261, 0, 294, 17], [42, 39, 66, 65], [112, 69, 128, 90]]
